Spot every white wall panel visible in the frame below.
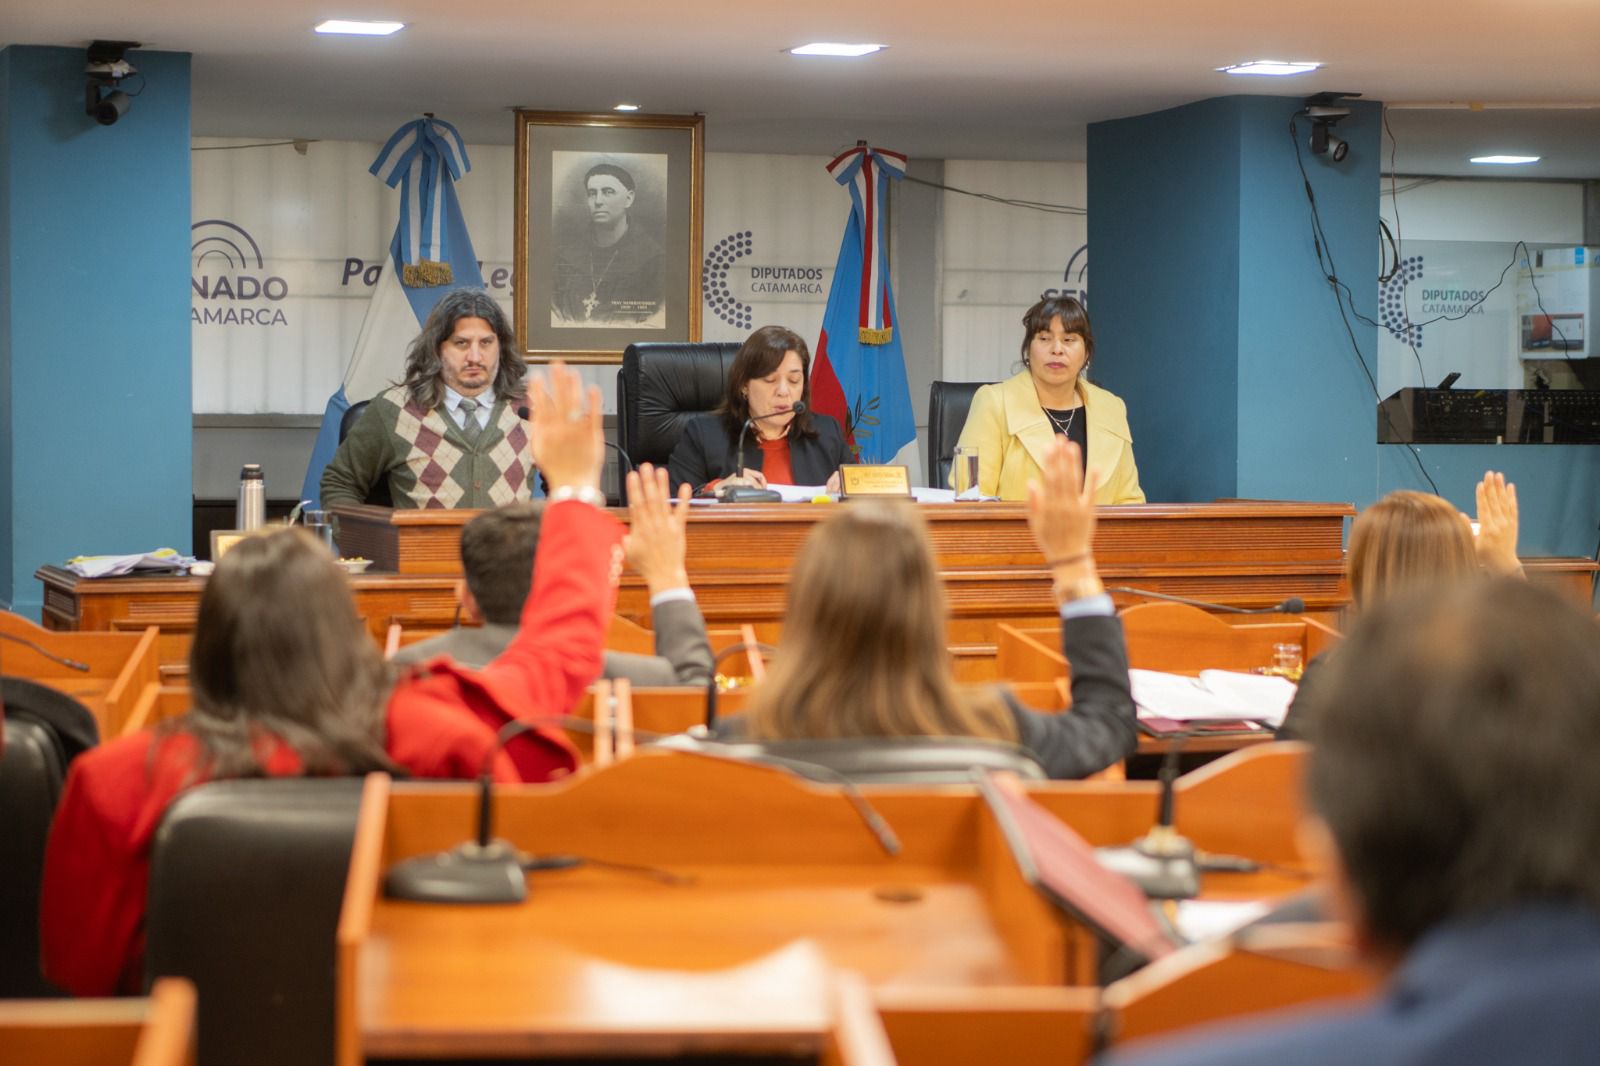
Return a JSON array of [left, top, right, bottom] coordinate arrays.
[[940, 160, 1088, 385]]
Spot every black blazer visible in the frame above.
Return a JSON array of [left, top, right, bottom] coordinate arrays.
[[667, 412, 849, 492]]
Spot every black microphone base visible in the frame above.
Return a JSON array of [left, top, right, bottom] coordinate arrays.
[[717, 486, 782, 503], [383, 840, 528, 904]]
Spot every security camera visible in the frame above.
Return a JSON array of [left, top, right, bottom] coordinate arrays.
[[87, 87, 131, 126], [83, 39, 140, 127]]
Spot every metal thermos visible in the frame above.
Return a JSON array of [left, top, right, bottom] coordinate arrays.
[[236, 464, 266, 531]]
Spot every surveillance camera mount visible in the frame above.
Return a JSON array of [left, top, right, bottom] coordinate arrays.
[[1304, 91, 1361, 158], [84, 41, 142, 126], [85, 40, 141, 80]]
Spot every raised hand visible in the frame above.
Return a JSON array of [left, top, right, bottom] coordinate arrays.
[[527, 360, 603, 493], [1474, 470, 1521, 575], [1026, 437, 1103, 603], [624, 463, 692, 595]]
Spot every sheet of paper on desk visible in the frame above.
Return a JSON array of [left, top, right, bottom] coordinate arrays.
[[1128, 669, 1296, 728], [1172, 899, 1272, 943], [770, 483, 830, 502]]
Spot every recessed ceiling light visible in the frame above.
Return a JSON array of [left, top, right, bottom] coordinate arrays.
[[787, 42, 886, 57], [613, 103, 641, 112], [1470, 155, 1540, 165], [314, 19, 405, 36], [1217, 60, 1322, 77]]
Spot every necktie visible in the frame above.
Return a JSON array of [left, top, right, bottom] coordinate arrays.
[[457, 398, 482, 445]]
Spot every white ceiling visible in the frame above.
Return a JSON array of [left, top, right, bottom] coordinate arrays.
[[5, 0, 1600, 176]]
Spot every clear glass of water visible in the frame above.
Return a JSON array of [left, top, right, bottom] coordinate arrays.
[[953, 445, 982, 500], [302, 509, 336, 554]]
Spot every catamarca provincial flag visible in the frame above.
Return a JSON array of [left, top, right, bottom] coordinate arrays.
[[810, 145, 917, 466], [300, 117, 485, 506]]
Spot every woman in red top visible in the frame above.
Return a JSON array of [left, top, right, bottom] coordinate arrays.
[[41, 363, 618, 997]]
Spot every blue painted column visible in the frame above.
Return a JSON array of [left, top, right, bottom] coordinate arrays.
[[0, 45, 192, 617], [1087, 94, 1381, 508]]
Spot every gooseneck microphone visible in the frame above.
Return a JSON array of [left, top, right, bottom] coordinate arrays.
[[720, 401, 805, 504], [0, 631, 92, 672], [517, 403, 635, 488], [1094, 735, 1200, 900], [1105, 586, 1306, 616], [702, 640, 778, 731], [383, 719, 536, 904]]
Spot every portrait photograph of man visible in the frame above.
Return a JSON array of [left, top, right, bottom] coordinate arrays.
[[550, 152, 667, 328]]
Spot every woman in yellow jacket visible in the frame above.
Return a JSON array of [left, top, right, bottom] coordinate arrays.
[[952, 295, 1144, 504]]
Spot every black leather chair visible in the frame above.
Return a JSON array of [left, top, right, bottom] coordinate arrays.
[[0, 677, 98, 997], [654, 734, 1047, 785], [145, 778, 363, 1066], [616, 342, 741, 468], [334, 399, 392, 507], [926, 380, 991, 488]]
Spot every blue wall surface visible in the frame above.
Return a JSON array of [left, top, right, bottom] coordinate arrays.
[[1089, 94, 1381, 508], [1087, 97, 1244, 504], [0, 45, 192, 617]]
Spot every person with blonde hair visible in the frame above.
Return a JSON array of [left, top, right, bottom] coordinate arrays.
[[1276, 471, 1520, 740], [739, 436, 1137, 779], [41, 363, 616, 997]]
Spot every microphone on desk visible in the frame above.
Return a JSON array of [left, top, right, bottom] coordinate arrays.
[[518, 404, 636, 486], [1105, 586, 1306, 616], [718, 402, 805, 504], [383, 719, 536, 905], [702, 641, 777, 732], [1094, 736, 1200, 900], [0, 630, 91, 672]]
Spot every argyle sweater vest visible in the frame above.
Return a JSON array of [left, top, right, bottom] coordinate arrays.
[[360, 386, 533, 509]]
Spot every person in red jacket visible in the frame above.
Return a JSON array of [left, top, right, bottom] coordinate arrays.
[[41, 362, 618, 997]]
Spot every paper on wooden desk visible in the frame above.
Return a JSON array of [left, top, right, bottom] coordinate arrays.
[[1128, 669, 1296, 728]]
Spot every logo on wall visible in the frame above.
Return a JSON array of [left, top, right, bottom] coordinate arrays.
[[702, 231, 829, 330], [191, 219, 289, 326], [704, 231, 755, 330], [1380, 255, 1425, 348], [1042, 244, 1089, 305]]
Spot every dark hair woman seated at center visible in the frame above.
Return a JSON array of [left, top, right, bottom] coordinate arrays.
[[668, 325, 849, 496]]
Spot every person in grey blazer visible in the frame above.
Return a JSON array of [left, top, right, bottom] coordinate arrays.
[[393, 464, 712, 685]]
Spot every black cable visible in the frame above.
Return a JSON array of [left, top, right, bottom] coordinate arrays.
[[1289, 111, 1441, 495], [191, 140, 314, 152], [900, 173, 1086, 216]]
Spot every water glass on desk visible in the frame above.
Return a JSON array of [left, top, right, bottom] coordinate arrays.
[[302, 509, 336, 554], [1263, 642, 1304, 681], [953, 445, 982, 500]]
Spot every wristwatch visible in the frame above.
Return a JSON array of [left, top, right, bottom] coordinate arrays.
[[548, 485, 606, 508]]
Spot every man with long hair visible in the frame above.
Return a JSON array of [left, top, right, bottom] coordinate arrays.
[[323, 288, 533, 508]]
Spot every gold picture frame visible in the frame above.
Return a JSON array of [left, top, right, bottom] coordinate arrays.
[[513, 110, 704, 364]]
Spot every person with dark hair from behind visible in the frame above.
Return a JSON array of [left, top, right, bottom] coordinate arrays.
[[667, 324, 849, 496], [322, 287, 533, 508], [1276, 471, 1520, 740], [1106, 578, 1600, 1066], [393, 463, 713, 685], [729, 435, 1136, 779], [40, 363, 617, 997]]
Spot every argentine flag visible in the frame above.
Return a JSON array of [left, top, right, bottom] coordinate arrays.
[[810, 145, 918, 470], [300, 117, 484, 506]]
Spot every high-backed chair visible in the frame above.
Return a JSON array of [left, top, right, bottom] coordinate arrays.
[[0, 677, 98, 997], [616, 342, 741, 468], [927, 380, 991, 488], [655, 734, 1047, 785], [334, 399, 392, 507], [145, 779, 363, 1066]]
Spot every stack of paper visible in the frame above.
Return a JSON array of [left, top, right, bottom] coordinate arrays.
[[65, 548, 195, 578], [1128, 669, 1297, 729]]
